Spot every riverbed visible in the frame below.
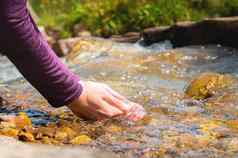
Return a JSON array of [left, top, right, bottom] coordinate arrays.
[[1, 38, 238, 158]]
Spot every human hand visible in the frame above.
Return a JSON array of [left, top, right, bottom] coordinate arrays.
[[67, 81, 145, 121]]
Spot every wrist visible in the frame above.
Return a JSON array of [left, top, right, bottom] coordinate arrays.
[[67, 80, 84, 108]]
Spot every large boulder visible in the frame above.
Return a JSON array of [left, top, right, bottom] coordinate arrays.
[[143, 17, 238, 48], [185, 72, 237, 99]]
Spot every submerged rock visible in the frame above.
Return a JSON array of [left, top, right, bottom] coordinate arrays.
[[14, 112, 32, 129], [18, 131, 35, 142], [70, 135, 92, 145], [0, 127, 19, 138], [185, 72, 237, 99]]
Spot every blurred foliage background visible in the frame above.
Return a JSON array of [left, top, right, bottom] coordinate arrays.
[[29, 0, 238, 37]]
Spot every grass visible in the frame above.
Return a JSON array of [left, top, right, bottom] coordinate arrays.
[[29, 0, 238, 38]]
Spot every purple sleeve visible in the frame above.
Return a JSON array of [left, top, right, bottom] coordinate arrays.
[[0, 0, 83, 107]]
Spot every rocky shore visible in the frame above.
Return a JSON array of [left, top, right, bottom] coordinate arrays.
[[44, 17, 238, 57]]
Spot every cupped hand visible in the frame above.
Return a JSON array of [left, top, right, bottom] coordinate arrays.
[[67, 81, 145, 121]]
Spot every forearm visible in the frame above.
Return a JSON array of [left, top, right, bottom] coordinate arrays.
[[0, 0, 82, 107]]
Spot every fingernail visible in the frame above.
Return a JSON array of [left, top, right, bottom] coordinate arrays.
[[116, 110, 124, 115], [122, 100, 134, 111], [122, 104, 132, 112]]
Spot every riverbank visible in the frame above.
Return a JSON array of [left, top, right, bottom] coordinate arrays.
[[40, 16, 238, 56], [30, 0, 238, 38]]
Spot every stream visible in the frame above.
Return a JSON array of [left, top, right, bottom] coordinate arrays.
[[1, 37, 238, 158]]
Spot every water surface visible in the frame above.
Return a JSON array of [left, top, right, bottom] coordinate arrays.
[[1, 38, 238, 157]]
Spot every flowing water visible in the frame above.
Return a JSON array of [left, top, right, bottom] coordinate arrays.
[[1, 37, 238, 157]]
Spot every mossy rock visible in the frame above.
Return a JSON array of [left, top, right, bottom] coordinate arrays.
[[185, 72, 237, 100]]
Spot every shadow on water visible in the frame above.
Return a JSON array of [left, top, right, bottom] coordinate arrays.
[[1, 38, 238, 157]]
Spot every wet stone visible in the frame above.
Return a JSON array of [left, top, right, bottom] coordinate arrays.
[[18, 131, 35, 142], [185, 72, 237, 100], [70, 135, 92, 145]]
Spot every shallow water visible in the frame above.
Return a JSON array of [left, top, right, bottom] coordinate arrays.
[[1, 38, 238, 157]]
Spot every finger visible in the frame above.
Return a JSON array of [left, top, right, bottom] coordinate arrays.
[[126, 103, 146, 121], [104, 86, 126, 100], [97, 100, 124, 117], [103, 94, 132, 113], [127, 113, 145, 121]]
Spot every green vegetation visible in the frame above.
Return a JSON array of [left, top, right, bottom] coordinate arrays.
[[30, 0, 238, 37]]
